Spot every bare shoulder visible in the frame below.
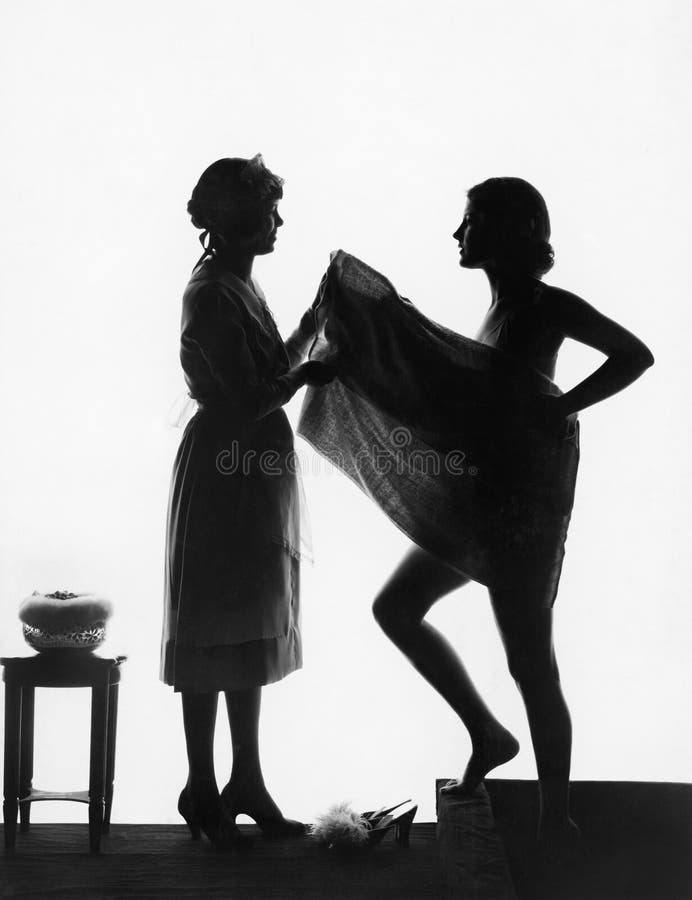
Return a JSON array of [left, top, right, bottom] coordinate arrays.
[[539, 284, 594, 315], [538, 283, 610, 332], [539, 283, 654, 362]]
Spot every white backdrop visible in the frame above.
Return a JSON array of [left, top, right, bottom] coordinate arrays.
[[0, 0, 689, 825]]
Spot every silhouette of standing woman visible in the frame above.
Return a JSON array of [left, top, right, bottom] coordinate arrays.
[[160, 155, 333, 846], [372, 178, 654, 845]]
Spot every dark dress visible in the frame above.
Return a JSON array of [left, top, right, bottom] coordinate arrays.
[[298, 251, 580, 607], [160, 257, 302, 692]]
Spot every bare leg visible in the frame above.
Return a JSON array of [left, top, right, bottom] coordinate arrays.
[[373, 546, 519, 792], [488, 591, 578, 842], [221, 688, 304, 835]]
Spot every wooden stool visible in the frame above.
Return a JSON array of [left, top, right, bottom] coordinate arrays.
[[2, 653, 125, 854]]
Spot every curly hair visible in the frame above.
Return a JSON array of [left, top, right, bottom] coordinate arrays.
[[467, 177, 554, 277], [187, 154, 284, 258]]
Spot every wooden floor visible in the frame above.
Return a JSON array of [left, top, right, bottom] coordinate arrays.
[[2, 781, 691, 899], [1, 823, 444, 899]]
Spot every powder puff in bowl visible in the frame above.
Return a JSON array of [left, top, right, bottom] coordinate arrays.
[[19, 590, 113, 652]]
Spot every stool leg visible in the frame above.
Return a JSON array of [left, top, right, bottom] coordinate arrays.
[[103, 683, 119, 833], [19, 685, 35, 833], [3, 684, 22, 849], [88, 683, 109, 854]]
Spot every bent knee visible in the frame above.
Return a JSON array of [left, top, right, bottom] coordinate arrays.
[[372, 589, 420, 633], [372, 590, 397, 630]]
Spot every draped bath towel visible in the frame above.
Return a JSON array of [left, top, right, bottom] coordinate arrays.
[[297, 251, 579, 604]]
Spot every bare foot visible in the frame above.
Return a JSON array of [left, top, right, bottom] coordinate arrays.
[[221, 780, 306, 837], [440, 725, 520, 795]]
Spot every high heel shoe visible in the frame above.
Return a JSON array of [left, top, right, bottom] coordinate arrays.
[[178, 787, 249, 849], [220, 784, 307, 838], [247, 814, 307, 838], [178, 787, 205, 840], [362, 800, 418, 848]]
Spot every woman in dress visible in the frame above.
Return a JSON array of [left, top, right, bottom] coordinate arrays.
[[160, 155, 333, 845], [370, 178, 654, 844]]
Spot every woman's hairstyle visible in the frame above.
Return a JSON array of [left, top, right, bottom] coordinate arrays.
[[467, 177, 554, 276], [187, 154, 284, 258]]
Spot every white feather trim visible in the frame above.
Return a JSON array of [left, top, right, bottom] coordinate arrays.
[[309, 802, 371, 847]]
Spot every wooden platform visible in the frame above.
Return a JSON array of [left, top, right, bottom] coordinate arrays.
[[484, 779, 692, 900]]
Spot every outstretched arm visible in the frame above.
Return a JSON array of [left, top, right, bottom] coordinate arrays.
[[284, 269, 333, 366], [545, 287, 654, 418], [284, 308, 317, 367], [183, 287, 332, 421]]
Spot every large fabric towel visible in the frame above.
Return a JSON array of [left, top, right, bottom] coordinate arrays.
[[298, 251, 579, 602]]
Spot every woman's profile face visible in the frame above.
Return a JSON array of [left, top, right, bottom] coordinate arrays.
[[249, 202, 284, 256], [453, 199, 499, 270]]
